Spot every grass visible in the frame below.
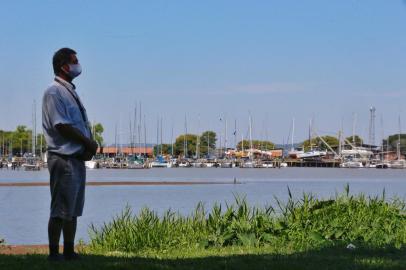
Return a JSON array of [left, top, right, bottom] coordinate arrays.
[[2, 245, 406, 269], [88, 184, 406, 254], [2, 184, 406, 269]]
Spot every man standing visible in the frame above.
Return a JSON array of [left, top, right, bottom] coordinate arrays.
[[42, 48, 98, 261]]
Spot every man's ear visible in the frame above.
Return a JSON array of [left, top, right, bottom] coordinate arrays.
[[61, 64, 69, 74]]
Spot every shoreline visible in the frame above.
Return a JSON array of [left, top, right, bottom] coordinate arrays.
[[0, 180, 238, 187]]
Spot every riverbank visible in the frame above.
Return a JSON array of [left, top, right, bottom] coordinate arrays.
[[3, 187, 406, 269]]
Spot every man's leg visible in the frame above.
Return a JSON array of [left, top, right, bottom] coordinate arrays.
[[63, 216, 77, 258], [48, 217, 64, 258]]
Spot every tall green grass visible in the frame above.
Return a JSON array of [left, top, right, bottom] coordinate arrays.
[[89, 185, 406, 253]]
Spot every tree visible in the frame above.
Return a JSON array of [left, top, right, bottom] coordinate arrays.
[[236, 140, 275, 151], [301, 136, 339, 151], [153, 144, 172, 156], [386, 134, 406, 155], [174, 134, 198, 157], [12, 126, 30, 155], [0, 126, 47, 156], [199, 131, 217, 156], [93, 123, 104, 147], [345, 135, 363, 146]]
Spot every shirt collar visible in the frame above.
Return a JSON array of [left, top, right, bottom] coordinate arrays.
[[55, 76, 76, 91]]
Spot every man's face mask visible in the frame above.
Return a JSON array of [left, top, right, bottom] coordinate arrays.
[[63, 63, 82, 79]]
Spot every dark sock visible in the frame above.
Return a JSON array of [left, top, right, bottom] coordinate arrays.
[[63, 217, 77, 255], [48, 217, 63, 255]]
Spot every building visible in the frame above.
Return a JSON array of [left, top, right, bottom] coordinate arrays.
[[98, 146, 153, 157]]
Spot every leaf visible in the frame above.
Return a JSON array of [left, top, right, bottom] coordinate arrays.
[[238, 233, 257, 247], [309, 232, 324, 242]]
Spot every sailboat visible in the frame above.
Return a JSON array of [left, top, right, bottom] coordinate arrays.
[[240, 113, 256, 168], [297, 119, 326, 159]]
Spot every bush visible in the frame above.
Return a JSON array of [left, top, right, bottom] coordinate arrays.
[[89, 185, 406, 253]]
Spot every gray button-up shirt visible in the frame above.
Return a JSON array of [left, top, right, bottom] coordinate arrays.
[[42, 76, 91, 156]]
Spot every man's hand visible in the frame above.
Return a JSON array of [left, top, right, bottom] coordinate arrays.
[[80, 150, 94, 161], [80, 140, 98, 161], [85, 139, 98, 156], [55, 124, 99, 159]]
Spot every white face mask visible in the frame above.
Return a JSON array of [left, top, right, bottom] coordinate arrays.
[[64, 63, 82, 78]]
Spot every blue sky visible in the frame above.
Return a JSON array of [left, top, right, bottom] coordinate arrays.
[[0, 0, 405, 146]]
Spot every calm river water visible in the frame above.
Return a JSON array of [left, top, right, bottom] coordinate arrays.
[[0, 167, 405, 244]]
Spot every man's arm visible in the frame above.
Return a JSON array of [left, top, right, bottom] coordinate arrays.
[[55, 124, 98, 155]]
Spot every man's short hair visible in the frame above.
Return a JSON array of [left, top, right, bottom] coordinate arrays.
[[52, 48, 77, 75]]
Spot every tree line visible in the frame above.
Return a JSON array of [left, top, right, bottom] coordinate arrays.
[[0, 123, 104, 156]]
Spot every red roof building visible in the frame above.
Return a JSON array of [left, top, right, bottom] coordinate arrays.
[[98, 146, 153, 157]]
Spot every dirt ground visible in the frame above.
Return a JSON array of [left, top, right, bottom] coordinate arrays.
[[0, 245, 50, 255]]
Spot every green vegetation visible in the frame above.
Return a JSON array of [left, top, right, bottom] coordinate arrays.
[[89, 186, 406, 254], [3, 186, 406, 269], [154, 131, 217, 157], [0, 126, 45, 156], [0, 123, 104, 156], [384, 134, 406, 155], [236, 140, 275, 151], [302, 135, 339, 151], [345, 135, 364, 146], [2, 246, 406, 270], [92, 123, 104, 147]]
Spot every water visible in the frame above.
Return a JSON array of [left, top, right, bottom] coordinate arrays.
[[0, 167, 405, 244]]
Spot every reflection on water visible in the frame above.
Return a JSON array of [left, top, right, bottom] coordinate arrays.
[[0, 168, 405, 244]]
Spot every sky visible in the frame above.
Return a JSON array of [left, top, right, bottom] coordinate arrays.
[[0, 0, 405, 146]]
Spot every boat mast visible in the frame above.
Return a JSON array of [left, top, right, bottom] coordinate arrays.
[[196, 114, 200, 159], [249, 112, 253, 159], [129, 112, 133, 155], [234, 119, 237, 150], [156, 116, 159, 157], [160, 116, 163, 156], [171, 122, 174, 157], [114, 123, 118, 155], [397, 115, 401, 160], [143, 114, 147, 157], [352, 113, 357, 146], [380, 115, 384, 161], [32, 100, 36, 157], [241, 134, 244, 153], [207, 130, 210, 157], [224, 116, 227, 152], [134, 104, 137, 154], [291, 118, 295, 151], [138, 102, 142, 156], [184, 114, 188, 158], [309, 119, 312, 151]]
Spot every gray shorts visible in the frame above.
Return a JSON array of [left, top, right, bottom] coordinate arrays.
[[48, 152, 86, 221]]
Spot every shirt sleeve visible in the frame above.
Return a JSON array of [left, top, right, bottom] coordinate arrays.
[[44, 92, 74, 127]]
